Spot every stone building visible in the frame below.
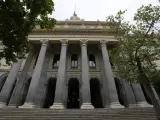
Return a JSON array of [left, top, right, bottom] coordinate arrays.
[[0, 12, 159, 111]]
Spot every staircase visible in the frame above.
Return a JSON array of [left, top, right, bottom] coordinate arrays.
[[0, 107, 157, 120]]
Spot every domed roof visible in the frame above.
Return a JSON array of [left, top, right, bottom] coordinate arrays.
[[69, 11, 81, 21]]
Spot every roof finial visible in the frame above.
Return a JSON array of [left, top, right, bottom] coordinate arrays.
[[74, 4, 77, 16]]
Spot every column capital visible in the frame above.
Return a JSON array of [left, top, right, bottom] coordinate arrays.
[[80, 39, 88, 46], [40, 39, 48, 46], [60, 39, 68, 46], [100, 40, 108, 47]]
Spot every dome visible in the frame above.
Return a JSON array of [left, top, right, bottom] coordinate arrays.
[[69, 11, 81, 21]]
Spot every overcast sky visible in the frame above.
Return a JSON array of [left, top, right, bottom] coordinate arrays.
[[51, 0, 159, 22]]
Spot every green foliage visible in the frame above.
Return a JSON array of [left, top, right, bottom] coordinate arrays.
[[0, 0, 56, 64], [106, 4, 160, 84]]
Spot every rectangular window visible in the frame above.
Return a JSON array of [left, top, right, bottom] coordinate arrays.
[[89, 54, 96, 68], [71, 54, 78, 68], [52, 54, 60, 68]]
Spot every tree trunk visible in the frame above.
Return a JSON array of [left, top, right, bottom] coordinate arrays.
[[136, 57, 160, 119]]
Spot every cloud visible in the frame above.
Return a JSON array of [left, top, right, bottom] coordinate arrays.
[[52, 0, 159, 21]]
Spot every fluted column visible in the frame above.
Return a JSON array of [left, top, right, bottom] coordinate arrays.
[[20, 40, 48, 108], [79, 40, 93, 109], [100, 40, 124, 108], [0, 59, 23, 108], [50, 39, 68, 109], [131, 83, 152, 107]]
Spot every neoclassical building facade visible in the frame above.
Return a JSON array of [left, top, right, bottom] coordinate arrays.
[[0, 13, 159, 109]]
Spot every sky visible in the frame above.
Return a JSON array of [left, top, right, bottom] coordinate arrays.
[[51, 0, 159, 22]]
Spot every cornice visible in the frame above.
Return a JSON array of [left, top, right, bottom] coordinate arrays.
[[31, 29, 117, 36], [52, 20, 108, 25]]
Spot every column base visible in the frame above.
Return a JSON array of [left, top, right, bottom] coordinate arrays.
[[7, 104, 16, 108], [137, 101, 153, 107], [50, 103, 65, 109], [157, 99, 160, 106], [109, 102, 124, 108], [19, 102, 35, 108], [128, 104, 138, 108], [81, 103, 94, 109], [0, 102, 7, 108]]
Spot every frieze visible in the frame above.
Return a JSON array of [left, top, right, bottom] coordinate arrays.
[[54, 25, 104, 29], [28, 34, 115, 39]]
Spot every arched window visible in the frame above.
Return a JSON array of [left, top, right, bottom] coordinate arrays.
[[71, 54, 78, 68], [52, 54, 60, 68], [89, 54, 96, 67]]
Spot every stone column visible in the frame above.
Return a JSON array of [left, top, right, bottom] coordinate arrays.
[[131, 83, 153, 107], [80, 40, 94, 109], [50, 39, 68, 109], [122, 81, 137, 108], [8, 51, 33, 107], [151, 85, 160, 105], [100, 40, 124, 108], [0, 59, 23, 108], [20, 39, 48, 108]]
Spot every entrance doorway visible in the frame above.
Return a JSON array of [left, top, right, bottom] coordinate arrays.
[[19, 78, 31, 106], [90, 78, 103, 108], [67, 78, 80, 109], [43, 77, 57, 108], [141, 84, 152, 105], [0, 74, 8, 92], [114, 77, 125, 106]]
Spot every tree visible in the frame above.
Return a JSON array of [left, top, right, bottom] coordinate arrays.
[[0, 0, 56, 64], [106, 4, 160, 119]]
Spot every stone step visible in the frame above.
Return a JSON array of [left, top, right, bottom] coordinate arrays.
[[0, 117, 157, 120], [0, 117, 156, 120], [0, 113, 156, 115], [0, 108, 155, 112], [1, 115, 156, 118], [0, 108, 156, 120]]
